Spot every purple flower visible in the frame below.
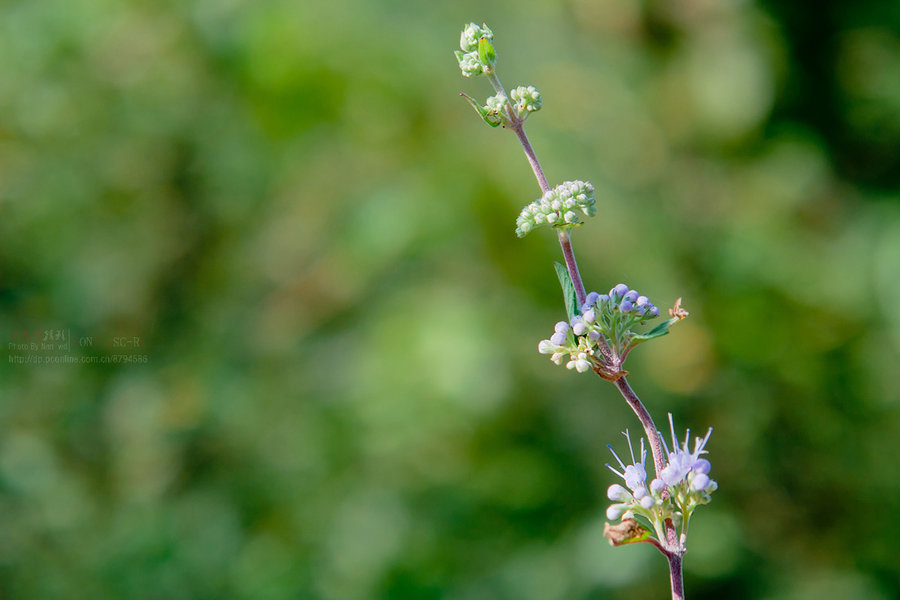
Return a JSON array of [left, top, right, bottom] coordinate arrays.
[[554, 321, 570, 334], [582, 308, 596, 323], [607, 431, 647, 492], [619, 300, 633, 313], [598, 294, 610, 304], [624, 290, 639, 303], [636, 295, 650, 307], [649, 306, 660, 317], [549, 332, 567, 346], [659, 414, 713, 487], [584, 291, 600, 308]]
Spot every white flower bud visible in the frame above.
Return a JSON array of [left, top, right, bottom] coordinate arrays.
[[607, 484, 630, 502], [606, 504, 625, 521]]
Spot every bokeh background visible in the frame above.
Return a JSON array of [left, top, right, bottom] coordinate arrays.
[[2, 0, 900, 598]]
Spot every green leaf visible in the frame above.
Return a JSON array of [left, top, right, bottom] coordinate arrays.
[[554, 262, 579, 321], [477, 36, 496, 67], [459, 93, 500, 127], [629, 317, 679, 343]]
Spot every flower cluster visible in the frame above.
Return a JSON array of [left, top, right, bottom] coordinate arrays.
[[455, 23, 494, 77], [482, 92, 510, 125], [605, 418, 716, 547], [659, 415, 718, 504], [538, 283, 667, 373], [516, 180, 595, 237], [510, 85, 542, 118], [481, 86, 544, 127]]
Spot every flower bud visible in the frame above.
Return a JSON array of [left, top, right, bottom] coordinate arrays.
[[549, 332, 567, 346], [607, 484, 630, 502], [538, 340, 555, 354], [610, 284, 629, 299], [582, 309, 596, 323], [606, 504, 625, 521], [636, 295, 650, 307], [584, 291, 600, 307], [619, 300, 633, 313], [554, 321, 570, 334], [650, 478, 666, 493], [692, 473, 711, 491], [572, 321, 587, 336], [624, 290, 639, 303], [640, 495, 654, 509], [693, 458, 711, 475]]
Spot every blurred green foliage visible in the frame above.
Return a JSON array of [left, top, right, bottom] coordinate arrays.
[[1, 0, 900, 598]]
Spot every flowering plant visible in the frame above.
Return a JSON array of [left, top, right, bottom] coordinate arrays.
[[455, 23, 717, 599]]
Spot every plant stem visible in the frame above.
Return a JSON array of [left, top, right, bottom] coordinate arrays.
[[667, 552, 685, 600], [492, 68, 686, 600], [557, 229, 587, 308], [616, 376, 685, 596], [511, 123, 550, 194], [614, 377, 665, 475], [485, 51, 685, 600]]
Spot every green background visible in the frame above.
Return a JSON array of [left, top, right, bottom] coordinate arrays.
[[2, 0, 900, 598]]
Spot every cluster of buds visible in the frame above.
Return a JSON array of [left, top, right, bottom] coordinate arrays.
[[510, 85, 542, 117], [605, 418, 717, 548], [455, 23, 495, 77], [480, 86, 544, 127], [516, 180, 595, 237], [538, 283, 678, 377]]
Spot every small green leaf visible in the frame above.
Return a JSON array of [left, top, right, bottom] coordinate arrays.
[[477, 36, 496, 68], [554, 262, 579, 321], [630, 317, 679, 343], [459, 93, 500, 127]]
